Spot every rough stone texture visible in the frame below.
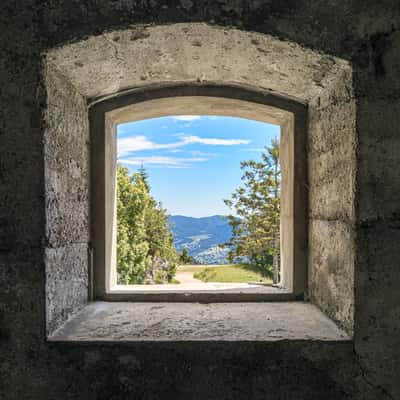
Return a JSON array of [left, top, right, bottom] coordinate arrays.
[[352, 25, 400, 398], [44, 65, 90, 247], [45, 23, 356, 336], [50, 302, 350, 342], [1, 2, 400, 399], [43, 64, 90, 334], [46, 24, 346, 103], [45, 244, 88, 335], [308, 68, 356, 333]]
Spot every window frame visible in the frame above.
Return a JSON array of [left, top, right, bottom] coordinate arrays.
[[89, 83, 308, 302]]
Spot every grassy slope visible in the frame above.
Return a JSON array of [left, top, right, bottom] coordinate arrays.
[[192, 264, 272, 283]]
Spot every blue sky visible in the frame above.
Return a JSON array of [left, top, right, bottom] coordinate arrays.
[[117, 116, 280, 217]]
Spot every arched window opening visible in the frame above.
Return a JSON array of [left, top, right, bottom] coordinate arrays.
[[90, 84, 307, 301]]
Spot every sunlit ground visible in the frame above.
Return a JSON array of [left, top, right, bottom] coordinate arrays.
[[111, 264, 281, 294], [177, 264, 272, 284]]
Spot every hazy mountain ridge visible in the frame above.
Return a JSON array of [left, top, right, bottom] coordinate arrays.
[[168, 215, 232, 264]]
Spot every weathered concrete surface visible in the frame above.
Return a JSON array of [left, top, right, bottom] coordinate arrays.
[[46, 24, 347, 103], [307, 55, 356, 334], [1, 2, 400, 399], [46, 23, 356, 336], [50, 302, 350, 342], [43, 64, 90, 334]]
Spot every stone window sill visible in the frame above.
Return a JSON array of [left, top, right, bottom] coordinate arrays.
[[48, 302, 350, 342]]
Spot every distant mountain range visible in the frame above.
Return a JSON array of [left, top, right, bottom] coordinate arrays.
[[168, 215, 232, 264]]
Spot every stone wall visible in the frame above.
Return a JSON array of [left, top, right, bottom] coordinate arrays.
[[0, 1, 399, 399], [308, 67, 356, 333], [354, 28, 400, 394], [46, 23, 355, 334], [44, 65, 90, 334]]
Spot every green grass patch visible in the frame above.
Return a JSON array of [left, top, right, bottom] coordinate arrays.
[[193, 264, 272, 284], [239, 262, 273, 278]]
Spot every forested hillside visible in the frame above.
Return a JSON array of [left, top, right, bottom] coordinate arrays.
[[168, 215, 232, 264]]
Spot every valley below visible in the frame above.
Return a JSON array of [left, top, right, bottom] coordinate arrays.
[[168, 215, 233, 264]]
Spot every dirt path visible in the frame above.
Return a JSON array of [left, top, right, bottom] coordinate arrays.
[[175, 264, 228, 284], [175, 268, 202, 284]]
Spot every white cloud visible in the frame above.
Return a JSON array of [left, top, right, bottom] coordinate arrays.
[[118, 156, 208, 168], [182, 135, 250, 146], [117, 135, 183, 156], [189, 150, 216, 157], [172, 115, 201, 121], [118, 134, 251, 157], [118, 136, 157, 153]]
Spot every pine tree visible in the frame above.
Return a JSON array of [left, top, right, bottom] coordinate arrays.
[[224, 138, 281, 283], [138, 163, 150, 192]]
